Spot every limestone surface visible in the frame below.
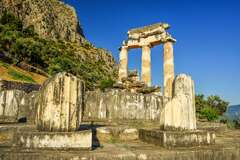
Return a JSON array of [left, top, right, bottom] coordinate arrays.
[[118, 23, 176, 89], [15, 130, 92, 150], [19, 91, 39, 123], [36, 72, 85, 132], [0, 90, 25, 123], [139, 129, 215, 148], [141, 45, 152, 86], [84, 89, 163, 121], [0, 123, 239, 160], [160, 74, 196, 130], [124, 23, 176, 48], [163, 41, 175, 98], [0, 81, 40, 124]]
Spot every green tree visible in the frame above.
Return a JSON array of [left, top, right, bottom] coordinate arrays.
[[196, 94, 229, 121], [195, 94, 207, 113], [199, 107, 219, 121], [207, 95, 229, 115], [0, 11, 23, 31]]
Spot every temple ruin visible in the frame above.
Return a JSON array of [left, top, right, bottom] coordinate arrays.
[[118, 23, 176, 98]]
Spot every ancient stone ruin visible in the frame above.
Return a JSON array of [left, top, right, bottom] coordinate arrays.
[[118, 23, 175, 98], [139, 74, 215, 148], [16, 73, 92, 150], [160, 74, 196, 130], [118, 23, 215, 148], [0, 22, 239, 160], [36, 73, 84, 132]]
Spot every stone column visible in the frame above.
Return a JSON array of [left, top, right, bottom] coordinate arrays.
[[36, 72, 84, 132], [118, 46, 128, 81], [163, 41, 175, 98], [141, 44, 151, 86]]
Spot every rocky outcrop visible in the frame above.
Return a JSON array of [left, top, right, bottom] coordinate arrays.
[[0, 0, 117, 90], [0, 0, 84, 43], [84, 89, 163, 121], [36, 72, 85, 132], [160, 74, 196, 130]]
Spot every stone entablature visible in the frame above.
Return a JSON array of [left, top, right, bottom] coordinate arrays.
[[124, 23, 176, 49]]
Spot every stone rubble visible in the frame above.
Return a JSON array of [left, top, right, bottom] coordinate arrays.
[[115, 70, 161, 94]]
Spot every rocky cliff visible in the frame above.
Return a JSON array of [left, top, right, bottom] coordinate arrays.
[[0, 0, 117, 89], [0, 0, 84, 43]]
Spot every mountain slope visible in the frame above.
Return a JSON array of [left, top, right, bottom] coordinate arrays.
[[0, 3, 117, 90], [0, 0, 84, 43]]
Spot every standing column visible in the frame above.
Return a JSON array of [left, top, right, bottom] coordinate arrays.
[[163, 41, 175, 98], [141, 44, 151, 86], [118, 46, 128, 81]]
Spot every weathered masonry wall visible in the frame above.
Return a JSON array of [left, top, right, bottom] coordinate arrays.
[[0, 80, 41, 93], [0, 90, 26, 123], [0, 80, 40, 123], [84, 89, 163, 121], [0, 90, 39, 123]]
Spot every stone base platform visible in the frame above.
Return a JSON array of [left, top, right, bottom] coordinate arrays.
[[0, 123, 240, 160], [139, 129, 215, 148], [0, 116, 18, 123], [14, 130, 92, 150], [96, 127, 138, 142]]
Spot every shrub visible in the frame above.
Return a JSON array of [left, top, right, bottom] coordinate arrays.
[[199, 107, 219, 121], [196, 94, 229, 120], [207, 95, 229, 115], [99, 78, 115, 91]]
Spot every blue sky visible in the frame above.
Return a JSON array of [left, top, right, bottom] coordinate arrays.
[[64, 0, 239, 105]]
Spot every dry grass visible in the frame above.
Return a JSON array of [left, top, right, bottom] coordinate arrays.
[[0, 61, 47, 84]]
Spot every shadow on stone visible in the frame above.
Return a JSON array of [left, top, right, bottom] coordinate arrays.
[[79, 123, 106, 150], [18, 117, 27, 123]]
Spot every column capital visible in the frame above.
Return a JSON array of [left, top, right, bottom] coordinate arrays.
[[163, 38, 176, 44], [141, 43, 152, 48], [118, 45, 128, 51]]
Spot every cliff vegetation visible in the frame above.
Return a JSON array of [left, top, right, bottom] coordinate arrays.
[[0, 12, 116, 90]]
